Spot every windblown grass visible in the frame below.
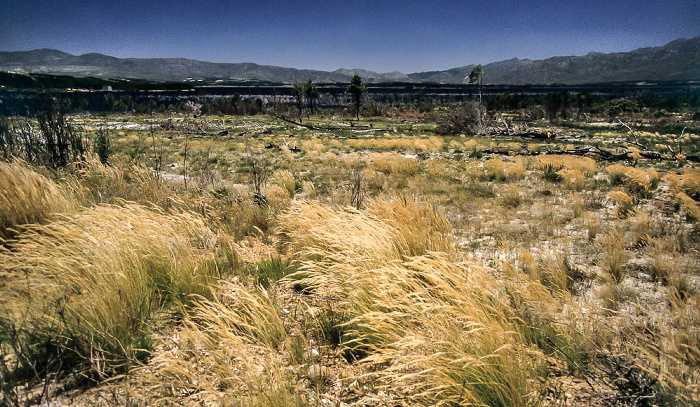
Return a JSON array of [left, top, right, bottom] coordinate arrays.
[[680, 168, 700, 200], [631, 292, 700, 404], [270, 169, 296, 197], [0, 160, 72, 240], [0, 203, 226, 379], [66, 154, 173, 208], [278, 198, 453, 273], [278, 199, 561, 406], [115, 281, 299, 406], [606, 164, 659, 193]]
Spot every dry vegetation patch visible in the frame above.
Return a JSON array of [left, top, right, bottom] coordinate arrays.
[[0, 203, 229, 383], [1, 112, 699, 406], [0, 160, 73, 240]]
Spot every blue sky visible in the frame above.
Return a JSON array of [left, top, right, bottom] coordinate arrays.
[[0, 0, 698, 72]]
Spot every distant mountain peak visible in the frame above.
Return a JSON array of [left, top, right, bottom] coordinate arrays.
[[0, 36, 697, 85]]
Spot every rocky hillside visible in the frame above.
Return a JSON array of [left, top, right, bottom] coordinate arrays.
[[0, 37, 698, 84]]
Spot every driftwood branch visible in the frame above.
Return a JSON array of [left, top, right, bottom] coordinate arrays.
[[276, 115, 317, 129], [482, 130, 556, 139]]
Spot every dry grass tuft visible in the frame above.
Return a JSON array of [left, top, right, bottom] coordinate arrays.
[[535, 155, 597, 176], [606, 164, 659, 193], [631, 293, 700, 404], [278, 198, 453, 277], [497, 184, 522, 208], [276, 200, 577, 406], [680, 168, 700, 199], [0, 203, 224, 379], [585, 212, 600, 241], [609, 190, 635, 217], [598, 228, 628, 284], [343, 255, 536, 406], [348, 137, 440, 153], [370, 152, 419, 176], [0, 160, 73, 240], [368, 197, 454, 256], [557, 168, 586, 190], [270, 169, 296, 197], [663, 172, 683, 193], [66, 154, 173, 207], [631, 211, 652, 247], [301, 179, 316, 198], [263, 184, 292, 211], [115, 281, 300, 405], [676, 192, 700, 222], [483, 158, 526, 181], [464, 139, 481, 152]]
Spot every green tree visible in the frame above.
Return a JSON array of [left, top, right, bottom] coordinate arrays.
[[576, 91, 592, 121], [468, 64, 485, 105], [304, 79, 320, 115], [94, 119, 111, 164], [348, 74, 367, 120], [292, 81, 305, 122], [544, 91, 571, 123], [105, 93, 115, 111], [78, 97, 89, 112], [415, 90, 429, 113], [604, 98, 639, 121]]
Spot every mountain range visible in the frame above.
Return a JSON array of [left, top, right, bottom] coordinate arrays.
[[0, 37, 698, 85]]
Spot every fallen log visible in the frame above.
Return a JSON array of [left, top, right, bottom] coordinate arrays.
[[276, 115, 317, 129], [485, 130, 556, 139]]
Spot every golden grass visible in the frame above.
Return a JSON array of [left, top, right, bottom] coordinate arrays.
[[263, 184, 292, 211], [483, 158, 526, 181], [605, 164, 629, 184], [277, 198, 452, 278], [664, 172, 683, 193], [497, 184, 522, 208], [425, 159, 449, 177], [631, 211, 652, 247], [535, 155, 597, 176], [343, 255, 535, 406], [370, 152, 419, 176], [276, 199, 571, 406], [66, 154, 173, 207], [361, 168, 385, 191], [598, 228, 628, 284], [680, 168, 700, 198], [368, 197, 454, 256], [0, 160, 72, 240], [0, 203, 224, 378], [676, 192, 700, 222], [585, 212, 599, 241], [339, 151, 367, 169], [464, 139, 481, 152], [270, 169, 296, 197], [557, 168, 586, 190], [609, 190, 634, 217], [632, 292, 700, 404], [301, 179, 316, 198], [348, 136, 444, 153], [115, 281, 300, 405], [606, 164, 659, 193]]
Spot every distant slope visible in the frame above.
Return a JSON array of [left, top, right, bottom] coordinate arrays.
[[0, 49, 411, 84], [1, 37, 698, 85], [410, 37, 700, 84]]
